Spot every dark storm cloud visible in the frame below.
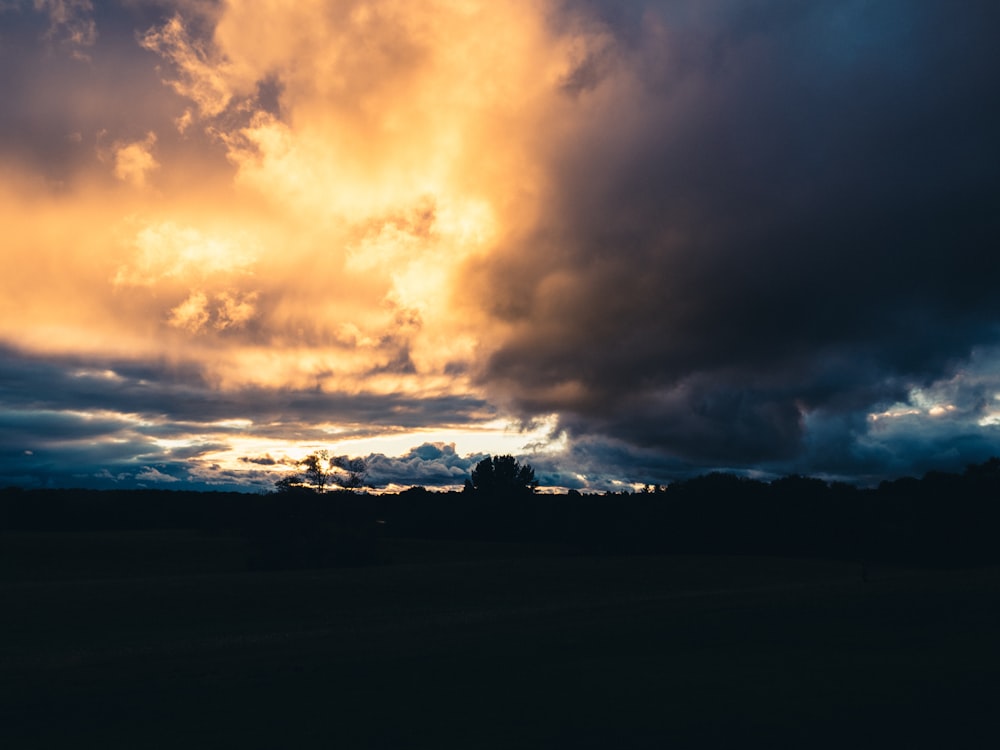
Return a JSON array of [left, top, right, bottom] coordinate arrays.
[[473, 0, 1000, 477]]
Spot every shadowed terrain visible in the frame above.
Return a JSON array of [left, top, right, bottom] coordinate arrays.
[[3, 542, 999, 748]]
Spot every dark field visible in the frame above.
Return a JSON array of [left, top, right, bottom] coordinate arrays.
[[3, 533, 999, 748]]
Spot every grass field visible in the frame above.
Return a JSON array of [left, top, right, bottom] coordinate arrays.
[[2, 533, 999, 748]]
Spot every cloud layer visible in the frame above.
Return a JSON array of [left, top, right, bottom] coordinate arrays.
[[1, 1, 999, 489]]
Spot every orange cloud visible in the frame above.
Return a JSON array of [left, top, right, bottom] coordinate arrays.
[[2, 0, 625, 402], [112, 132, 159, 188]]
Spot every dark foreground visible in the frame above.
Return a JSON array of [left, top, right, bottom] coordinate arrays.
[[2, 536, 999, 749]]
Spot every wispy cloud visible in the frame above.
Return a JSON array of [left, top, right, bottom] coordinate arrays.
[[35, 0, 96, 56]]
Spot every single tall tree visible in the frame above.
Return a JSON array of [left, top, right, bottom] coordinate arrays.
[[464, 455, 538, 497]]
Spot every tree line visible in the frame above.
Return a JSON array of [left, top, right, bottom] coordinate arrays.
[[3, 456, 1000, 569]]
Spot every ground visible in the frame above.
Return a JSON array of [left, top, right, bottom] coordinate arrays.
[[2, 533, 999, 748]]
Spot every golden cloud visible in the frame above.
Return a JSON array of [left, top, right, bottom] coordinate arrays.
[[112, 132, 159, 188], [3, 0, 626, 400]]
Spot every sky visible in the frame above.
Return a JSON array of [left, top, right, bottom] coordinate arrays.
[[1, 0, 999, 493]]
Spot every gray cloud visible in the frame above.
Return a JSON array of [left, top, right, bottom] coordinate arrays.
[[350, 443, 487, 490], [0, 345, 492, 433], [239, 454, 278, 466], [0, 345, 494, 489], [248, 442, 489, 491]]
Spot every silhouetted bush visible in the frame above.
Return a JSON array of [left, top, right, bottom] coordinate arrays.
[[463, 455, 537, 498]]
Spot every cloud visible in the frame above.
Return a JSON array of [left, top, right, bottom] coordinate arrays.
[[1, 1, 999, 490], [239, 454, 277, 466], [135, 466, 181, 483], [167, 290, 210, 332], [0, 344, 499, 489], [112, 131, 159, 187], [35, 0, 96, 54], [348, 443, 486, 490], [138, 14, 238, 118], [0, 345, 494, 434], [460, 0, 1000, 477], [6, 2, 594, 393], [165, 290, 259, 334], [113, 221, 257, 287]]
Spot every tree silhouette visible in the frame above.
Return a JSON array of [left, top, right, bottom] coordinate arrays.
[[464, 455, 538, 498], [332, 456, 368, 492], [274, 452, 368, 493], [271, 451, 330, 493], [300, 451, 332, 492]]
